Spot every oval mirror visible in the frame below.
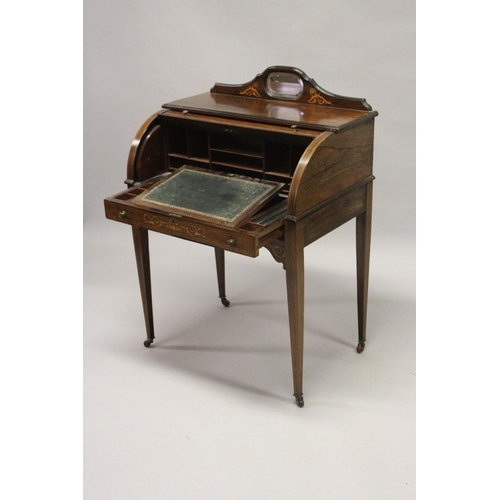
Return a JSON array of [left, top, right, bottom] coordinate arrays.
[[265, 72, 304, 100]]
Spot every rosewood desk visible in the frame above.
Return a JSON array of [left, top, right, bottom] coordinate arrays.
[[104, 66, 378, 407]]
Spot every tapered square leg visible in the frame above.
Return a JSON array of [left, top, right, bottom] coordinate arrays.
[[132, 226, 155, 347], [214, 247, 230, 307], [355, 183, 373, 353], [285, 220, 305, 407]]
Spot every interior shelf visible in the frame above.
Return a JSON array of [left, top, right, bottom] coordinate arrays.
[[210, 147, 263, 158], [265, 171, 292, 178], [211, 161, 262, 172], [164, 122, 315, 190]]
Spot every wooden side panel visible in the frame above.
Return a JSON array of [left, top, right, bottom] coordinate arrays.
[[287, 119, 375, 217], [301, 184, 367, 247], [126, 112, 167, 185]]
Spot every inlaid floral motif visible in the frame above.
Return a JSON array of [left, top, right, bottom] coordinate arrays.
[[308, 88, 332, 105], [239, 83, 261, 98]]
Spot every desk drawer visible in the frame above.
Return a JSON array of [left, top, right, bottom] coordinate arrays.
[[104, 190, 284, 257]]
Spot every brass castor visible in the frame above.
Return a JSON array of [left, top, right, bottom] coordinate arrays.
[[144, 339, 153, 348], [221, 297, 230, 307], [356, 342, 365, 353], [294, 393, 304, 408]]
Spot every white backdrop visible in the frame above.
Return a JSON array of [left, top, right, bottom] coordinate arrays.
[[83, 2, 416, 499], [6, 1, 500, 499]]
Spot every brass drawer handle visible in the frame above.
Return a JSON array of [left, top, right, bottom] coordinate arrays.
[[226, 238, 235, 247], [118, 210, 127, 219]]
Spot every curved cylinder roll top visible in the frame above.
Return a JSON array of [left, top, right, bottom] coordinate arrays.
[[287, 119, 375, 218]]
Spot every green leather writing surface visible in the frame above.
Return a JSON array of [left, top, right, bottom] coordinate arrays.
[[134, 167, 283, 226]]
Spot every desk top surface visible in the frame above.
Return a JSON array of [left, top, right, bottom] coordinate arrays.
[[164, 92, 377, 132]]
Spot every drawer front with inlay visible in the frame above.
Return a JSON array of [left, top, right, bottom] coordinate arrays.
[[104, 197, 260, 257]]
